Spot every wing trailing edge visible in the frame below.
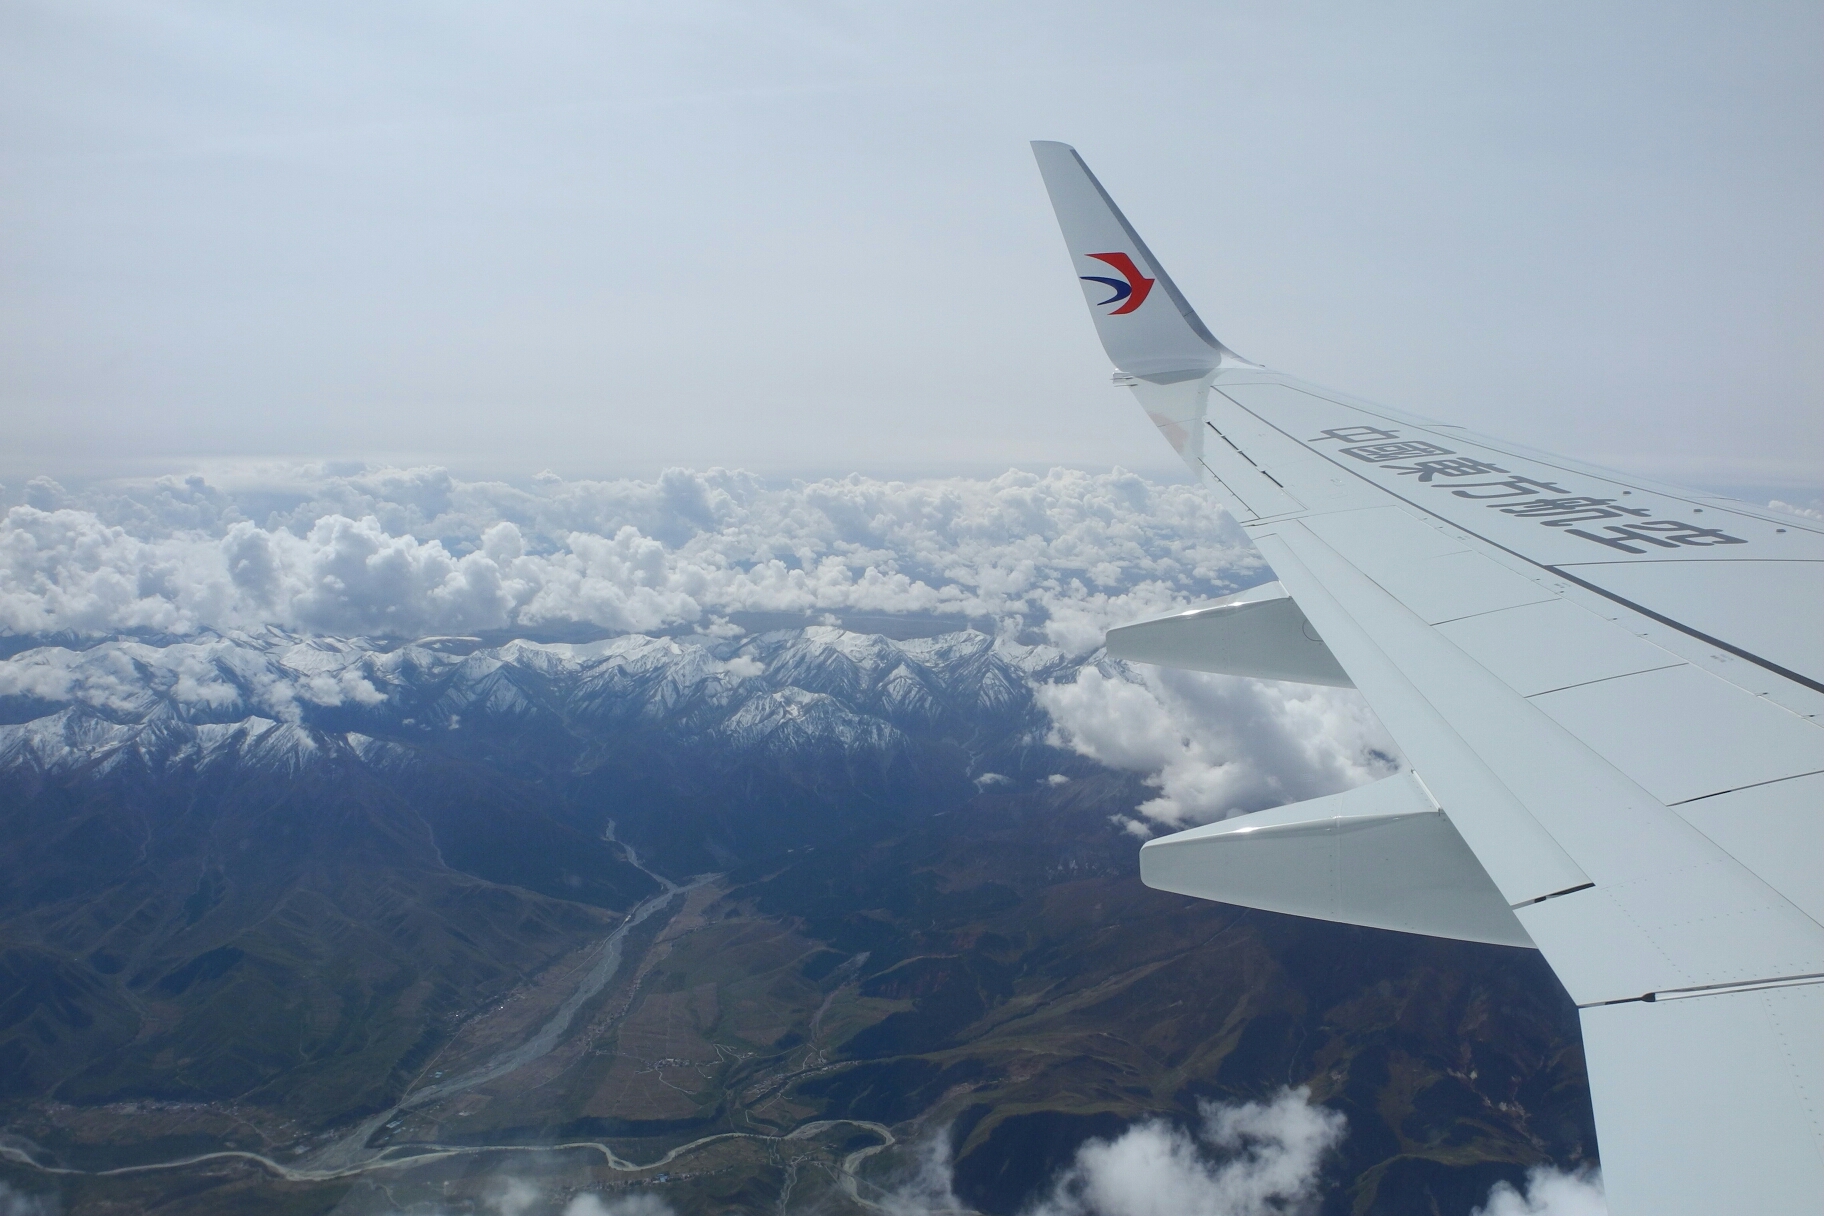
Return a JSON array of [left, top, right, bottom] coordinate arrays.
[[1140, 772, 1533, 947], [1105, 581, 1352, 688]]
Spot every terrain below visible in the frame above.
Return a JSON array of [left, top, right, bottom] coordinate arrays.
[[0, 628, 1596, 1215]]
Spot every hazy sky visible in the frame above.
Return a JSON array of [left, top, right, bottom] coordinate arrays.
[[4, 2, 1820, 489]]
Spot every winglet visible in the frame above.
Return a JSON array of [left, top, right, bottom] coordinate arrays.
[[1031, 141, 1245, 381]]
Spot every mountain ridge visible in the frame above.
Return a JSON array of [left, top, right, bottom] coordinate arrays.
[[0, 625, 1596, 1214]]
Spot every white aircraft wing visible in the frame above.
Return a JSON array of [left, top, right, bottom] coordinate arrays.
[[1033, 140, 1824, 1216]]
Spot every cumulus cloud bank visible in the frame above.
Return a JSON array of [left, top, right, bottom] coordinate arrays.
[[876, 1135, 971, 1216], [1769, 497, 1824, 522], [1, 463, 1403, 822], [0, 1181, 59, 1216], [1040, 665, 1399, 830], [1472, 1166, 1606, 1216], [875, 1089, 1345, 1216], [381, 1175, 676, 1216], [0, 634, 389, 725], [0, 465, 1254, 651], [878, 1095, 1599, 1216], [558, 1193, 674, 1216], [1026, 1088, 1347, 1216]]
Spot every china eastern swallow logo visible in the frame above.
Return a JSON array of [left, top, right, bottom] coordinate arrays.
[[1080, 252, 1155, 315]]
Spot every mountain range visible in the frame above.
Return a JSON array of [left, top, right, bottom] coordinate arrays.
[[0, 626, 1596, 1215]]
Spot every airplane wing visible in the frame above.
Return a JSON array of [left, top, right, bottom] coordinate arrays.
[[1032, 140, 1824, 1216]]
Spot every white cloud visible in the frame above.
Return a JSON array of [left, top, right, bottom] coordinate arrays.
[[2, 465, 1402, 837], [0, 658, 74, 701], [872, 1091, 1344, 1216], [1472, 1167, 1606, 1216], [436, 1177, 675, 1216], [562, 1194, 676, 1216], [1039, 665, 1398, 829], [0, 1181, 60, 1216], [0, 464, 1404, 843], [1024, 1088, 1346, 1216], [0, 466, 1257, 648], [875, 1134, 969, 1216], [1768, 498, 1823, 521], [720, 654, 765, 678], [483, 1177, 542, 1216], [0, 636, 400, 726], [296, 668, 388, 708]]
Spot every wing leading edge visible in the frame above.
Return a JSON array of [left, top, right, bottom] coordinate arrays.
[[1032, 140, 1824, 1216]]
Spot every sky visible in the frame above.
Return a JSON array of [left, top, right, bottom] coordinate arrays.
[[2, 1, 1820, 492]]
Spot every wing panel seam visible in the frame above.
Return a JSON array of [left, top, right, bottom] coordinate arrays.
[[1668, 768, 1824, 807], [1578, 971, 1824, 1008], [1512, 882, 1595, 909], [1523, 662, 1687, 699]]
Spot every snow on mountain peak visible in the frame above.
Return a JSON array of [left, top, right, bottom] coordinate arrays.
[[0, 625, 1073, 778]]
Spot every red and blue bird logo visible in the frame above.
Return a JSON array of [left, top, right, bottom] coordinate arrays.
[[1080, 252, 1154, 315]]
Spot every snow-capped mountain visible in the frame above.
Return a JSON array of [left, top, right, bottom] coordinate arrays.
[[0, 624, 1120, 1121], [0, 626, 1080, 783]]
